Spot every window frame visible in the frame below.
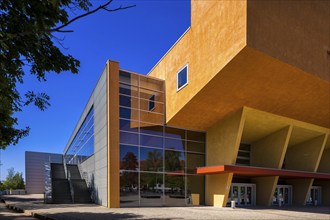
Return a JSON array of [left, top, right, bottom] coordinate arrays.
[[148, 94, 156, 112], [176, 64, 189, 92]]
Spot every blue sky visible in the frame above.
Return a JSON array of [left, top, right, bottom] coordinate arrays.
[[0, 0, 190, 181]]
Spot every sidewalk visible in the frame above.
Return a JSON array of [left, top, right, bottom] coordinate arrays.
[[0, 201, 37, 220], [1, 194, 330, 220]]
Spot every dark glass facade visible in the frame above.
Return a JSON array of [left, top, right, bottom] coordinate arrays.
[[64, 107, 94, 164], [119, 71, 205, 207]]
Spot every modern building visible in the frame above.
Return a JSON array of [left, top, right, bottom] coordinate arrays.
[[25, 151, 62, 194], [37, 0, 330, 208]]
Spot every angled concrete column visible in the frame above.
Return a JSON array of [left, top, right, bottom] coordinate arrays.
[[206, 173, 233, 207], [286, 134, 327, 205], [287, 179, 314, 206], [286, 134, 327, 172], [251, 126, 292, 168], [206, 109, 245, 207], [250, 126, 292, 205], [251, 176, 278, 206], [107, 61, 120, 208]]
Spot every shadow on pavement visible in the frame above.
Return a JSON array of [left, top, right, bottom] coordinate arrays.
[[242, 205, 330, 215], [45, 212, 176, 220]]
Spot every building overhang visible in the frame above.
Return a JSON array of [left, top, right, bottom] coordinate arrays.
[[196, 165, 330, 180], [166, 47, 330, 131]]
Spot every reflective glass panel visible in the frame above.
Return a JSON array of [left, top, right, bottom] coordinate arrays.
[[140, 88, 164, 103], [120, 119, 139, 133], [120, 145, 139, 171], [119, 71, 138, 86], [140, 98, 164, 114], [165, 138, 185, 151], [119, 107, 139, 121], [165, 127, 185, 140], [140, 172, 164, 206], [186, 130, 205, 142], [140, 110, 164, 125], [140, 123, 163, 136], [140, 134, 163, 149], [139, 76, 164, 92], [186, 153, 205, 174], [65, 107, 94, 164], [187, 175, 205, 205], [165, 150, 185, 173], [119, 83, 138, 97], [165, 175, 186, 206], [120, 171, 139, 207], [120, 131, 138, 145], [187, 141, 205, 153], [140, 147, 163, 172]]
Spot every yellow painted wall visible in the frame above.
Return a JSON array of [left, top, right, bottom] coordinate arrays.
[[205, 173, 233, 207], [107, 61, 120, 208], [205, 109, 245, 206], [148, 0, 247, 124], [287, 179, 314, 205], [285, 134, 327, 205], [251, 176, 279, 206], [286, 134, 327, 172], [318, 148, 330, 173], [207, 109, 245, 166], [251, 126, 292, 168], [250, 126, 292, 205]]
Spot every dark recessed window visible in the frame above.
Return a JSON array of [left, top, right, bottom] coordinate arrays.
[[177, 65, 188, 91], [148, 94, 155, 111]]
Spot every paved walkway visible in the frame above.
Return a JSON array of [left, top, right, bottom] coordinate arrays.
[[1, 194, 330, 220], [0, 201, 37, 220]]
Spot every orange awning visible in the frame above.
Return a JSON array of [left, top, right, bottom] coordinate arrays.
[[196, 165, 330, 180]]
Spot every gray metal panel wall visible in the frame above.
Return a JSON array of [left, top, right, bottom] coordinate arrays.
[[25, 151, 62, 194], [66, 66, 108, 206]]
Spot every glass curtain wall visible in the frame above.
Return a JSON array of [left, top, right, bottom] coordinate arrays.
[[119, 71, 205, 207], [64, 107, 94, 164]]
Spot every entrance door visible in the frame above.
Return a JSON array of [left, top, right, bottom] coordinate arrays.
[[228, 183, 256, 206], [272, 185, 292, 206], [306, 186, 322, 205]]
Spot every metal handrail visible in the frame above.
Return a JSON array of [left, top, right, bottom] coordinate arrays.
[[63, 158, 68, 179], [67, 170, 74, 203]]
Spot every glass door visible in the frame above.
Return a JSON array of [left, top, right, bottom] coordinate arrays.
[[272, 185, 292, 206], [228, 183, 256, 206], [307, 186, 322, 206]]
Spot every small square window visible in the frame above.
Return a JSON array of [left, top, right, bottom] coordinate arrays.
[[177, 65, 188, 91], [148, 94, 155, 111]]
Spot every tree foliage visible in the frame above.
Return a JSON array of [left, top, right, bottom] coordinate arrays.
[[0, 0, 134, 149], [1, 168, 25, 190]]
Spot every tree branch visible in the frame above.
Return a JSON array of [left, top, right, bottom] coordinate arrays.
[[0, 0, 136, 41], [49, 0, 136, 32]]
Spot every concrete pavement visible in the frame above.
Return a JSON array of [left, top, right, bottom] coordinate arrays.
[[1, 194, 330, 220], [0, 201, 36, 220]]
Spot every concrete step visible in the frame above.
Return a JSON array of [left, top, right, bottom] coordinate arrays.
[[52, 179, 72, 204], [72, 180, 92, 203], [67, 165, 81, 179], [51, 163, 66, 179]]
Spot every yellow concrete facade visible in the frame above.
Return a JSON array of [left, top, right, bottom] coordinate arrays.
[[204, 107, 330, 207], [205, 110, 245, 206], [111, 0, 330, 208], [107, 61, 120, 208]]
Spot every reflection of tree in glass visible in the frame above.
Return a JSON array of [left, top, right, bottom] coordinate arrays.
[[121, 172, 138, 191], [146, 150, 163, 172], [122, 152, 138, 170], [166, 176, 184, 195], [165, 150, 183, 172]]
